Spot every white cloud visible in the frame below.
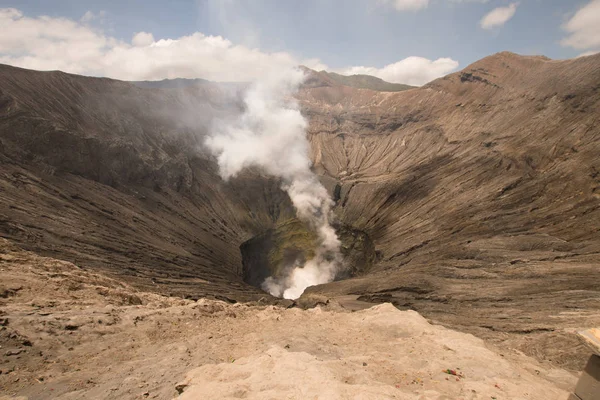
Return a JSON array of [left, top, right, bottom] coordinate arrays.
[[0, 8, 456, 86], [577, 49, 599, 57], [340, 56, 459, 86], [80, 11, 94, 23], [302, 58, 330, 72], [0, 8, 301, 81], [132, 31, 155, 47], [80, 10, 105, 24], [0, 8, 115, 75], [480, 3, 518, 30], [376, 0, 429, 11], [561, 0, 600, 50], [382, 0, 430, 11], [378, 0, 489, 12]]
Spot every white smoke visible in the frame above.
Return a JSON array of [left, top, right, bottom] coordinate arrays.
[[205, 67, 342, 300]]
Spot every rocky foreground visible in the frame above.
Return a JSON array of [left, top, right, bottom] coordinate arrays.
[[0, 238, 577, 399]]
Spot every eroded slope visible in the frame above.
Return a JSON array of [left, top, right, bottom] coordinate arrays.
[[300, 52, 600, 369]]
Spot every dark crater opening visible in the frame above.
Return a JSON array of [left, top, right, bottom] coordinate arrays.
[[240, 218, 379, 293]]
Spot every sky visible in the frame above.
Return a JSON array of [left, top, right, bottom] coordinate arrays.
[[0, 0, 599, 85]]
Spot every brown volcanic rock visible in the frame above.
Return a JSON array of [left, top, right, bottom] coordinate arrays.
[[0, 239, 576, 399], [300, 52, 600, 369], [0, 52, 599, 370], [0, 63, 296, 303]]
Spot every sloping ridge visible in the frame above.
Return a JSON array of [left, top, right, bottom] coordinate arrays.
[[0, 52, 599, 371], [299, 66, 414, 92], [320, 70, 414, 92]]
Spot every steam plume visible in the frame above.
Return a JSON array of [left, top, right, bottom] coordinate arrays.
[[205, 67, 342, 299]]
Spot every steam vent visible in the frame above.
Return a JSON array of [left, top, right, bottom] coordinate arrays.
[[240, 219, 377, 289], [1, 21, 600, 398]]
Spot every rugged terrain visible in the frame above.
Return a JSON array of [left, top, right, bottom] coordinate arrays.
[[315, 70, 414, 92], [0, 51, 599, 376], [0, 239, 577, 399]]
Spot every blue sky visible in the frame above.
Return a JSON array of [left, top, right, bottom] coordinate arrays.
[[1, 0, 598, 84]]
